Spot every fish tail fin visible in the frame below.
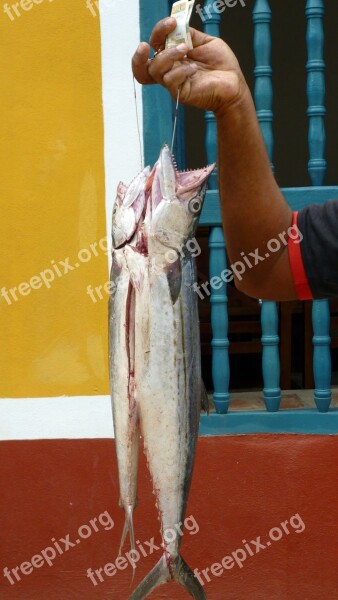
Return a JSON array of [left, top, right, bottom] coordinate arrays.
[[119, 506, 137, 575], [173, 554, 208, 599], [128, 553, 207, 600], [118, 518, 128, 555]]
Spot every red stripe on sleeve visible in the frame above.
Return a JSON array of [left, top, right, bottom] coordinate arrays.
[[288, 212, 313, 300]]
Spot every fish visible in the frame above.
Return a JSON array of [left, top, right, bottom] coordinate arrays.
[[109, 145, 214, 598], [109, 169, 151, 567]]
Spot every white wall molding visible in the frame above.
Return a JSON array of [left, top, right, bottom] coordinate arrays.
[[0, 396, 114, 440]]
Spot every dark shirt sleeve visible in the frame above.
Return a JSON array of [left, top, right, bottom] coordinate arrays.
[[288, 200, 338, 300]]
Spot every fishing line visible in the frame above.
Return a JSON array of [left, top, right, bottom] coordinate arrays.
[[171, 86, 181, 155], [133, 75, 144, 170], [133, 75, 180, 164]]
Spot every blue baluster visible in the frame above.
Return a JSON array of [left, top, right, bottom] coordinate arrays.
[[306, 0, 332, 412], [306, 0, 326, 185], [209, 228, 230, 414], [204, 2, 230, 414], [253, 0, 281, 411], [261, 302, 281, 412], [253, 0, 274, 170], [312, 301, 331, 412]]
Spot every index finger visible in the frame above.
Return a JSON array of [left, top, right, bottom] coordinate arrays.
[[132, 42, 153, 85], [132, 17, 177, 85]]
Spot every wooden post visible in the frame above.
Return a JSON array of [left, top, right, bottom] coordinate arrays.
[[204, 2, 230, 413], [306, 0, 332, 412], [253, 0, 281, 411]]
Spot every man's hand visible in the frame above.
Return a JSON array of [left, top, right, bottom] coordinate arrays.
[[132, 17, 247, 117]]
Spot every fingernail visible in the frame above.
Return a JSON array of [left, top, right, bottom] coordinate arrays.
[[177, 43, 188, 52]]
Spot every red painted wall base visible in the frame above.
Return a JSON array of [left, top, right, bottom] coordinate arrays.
[[1, 435, 338, 599]]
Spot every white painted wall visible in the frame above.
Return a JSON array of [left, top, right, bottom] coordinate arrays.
[[99, 0, 144, 250]]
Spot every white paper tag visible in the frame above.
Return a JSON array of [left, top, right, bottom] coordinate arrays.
[[165, 0, 195, 51]]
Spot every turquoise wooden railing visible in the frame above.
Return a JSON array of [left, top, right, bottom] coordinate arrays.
[[199, 0, 338, 434], [140, 0, 338, 434]]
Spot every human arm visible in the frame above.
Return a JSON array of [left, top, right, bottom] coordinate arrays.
[[131, 19, 334, 301]]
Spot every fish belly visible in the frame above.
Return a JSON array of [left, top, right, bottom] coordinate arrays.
[[136, 256, 201, 558]]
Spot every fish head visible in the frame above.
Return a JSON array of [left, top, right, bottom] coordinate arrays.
[[112, 166, 151, 249], [150, 145, 215, 251]]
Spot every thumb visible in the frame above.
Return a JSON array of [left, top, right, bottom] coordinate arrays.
[[190, 27, 214, 48]]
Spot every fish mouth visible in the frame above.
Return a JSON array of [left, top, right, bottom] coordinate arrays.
[[158, 145, 176, 201], [161, 144, 215, 195]]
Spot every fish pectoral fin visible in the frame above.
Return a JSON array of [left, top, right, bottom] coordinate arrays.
[[128, 554, 207, 600], [201, 380, 210, 415], [165, 258, 182, 305]]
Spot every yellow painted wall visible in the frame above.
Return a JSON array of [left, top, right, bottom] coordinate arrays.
[[0, 0, 110, 397]]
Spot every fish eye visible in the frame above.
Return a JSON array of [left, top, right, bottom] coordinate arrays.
[[189, 196, 202, 215]]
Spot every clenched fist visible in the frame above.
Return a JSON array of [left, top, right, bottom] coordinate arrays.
[[132, 17, 247, 117]]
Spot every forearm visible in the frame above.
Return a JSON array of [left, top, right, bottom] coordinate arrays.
[[216, 86, 296, 299]]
